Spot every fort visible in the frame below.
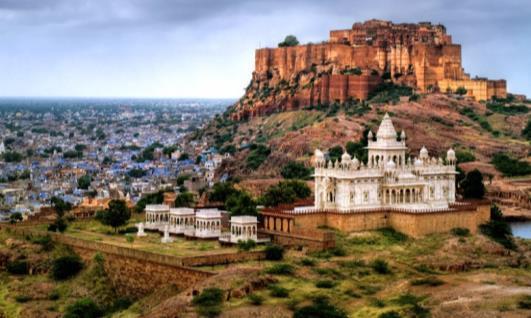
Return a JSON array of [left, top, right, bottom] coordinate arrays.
[[232, 19, 507, 120]]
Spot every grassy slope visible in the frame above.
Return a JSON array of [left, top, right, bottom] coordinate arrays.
[[145, 229, 530, 317]]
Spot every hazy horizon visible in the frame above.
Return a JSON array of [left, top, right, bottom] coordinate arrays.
[[1, 0, 530, 98]]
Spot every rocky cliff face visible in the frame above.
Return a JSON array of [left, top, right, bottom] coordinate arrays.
[[230, 19, 505, 120]]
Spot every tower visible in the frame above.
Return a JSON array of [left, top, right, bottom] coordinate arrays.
[[366, 113, 407, 167]]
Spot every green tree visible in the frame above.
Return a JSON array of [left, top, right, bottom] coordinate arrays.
[[281, 161, 312, 180], [174, 192, 195, 208], [96, 200, 131, 233], [226, 191, 257, 216], [134, 191, 164, 213], [63, 298, 102, 318], [261, 180, 311, 207], [77, 175, 92, 190], [195, 155, 202, 164], [74, 144, 87, 152], [2, 151, 23, 163], [209, 182, 238, 203], [455, 86, 468, 96], [50, 196, 72, 219], [278, 35, 299, 47], [9, 212, 23, 224], [460, 169, 485, 199], [178, 153, 189, 161], [328, 146, 344, 162]]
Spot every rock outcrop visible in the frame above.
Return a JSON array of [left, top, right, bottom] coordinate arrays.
[[232, 19, 507, 120]]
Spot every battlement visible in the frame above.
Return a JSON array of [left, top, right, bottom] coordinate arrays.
[[232, 20, 507, 120]]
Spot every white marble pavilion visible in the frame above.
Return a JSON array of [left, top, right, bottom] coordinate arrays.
[[313, 113, 458, 211]]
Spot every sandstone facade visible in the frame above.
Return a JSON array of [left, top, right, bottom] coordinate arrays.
[[233, 19, 507, 120]]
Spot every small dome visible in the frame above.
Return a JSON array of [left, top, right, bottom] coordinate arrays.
[[352, 156, 360, 167], [386, 158, 396, 169], [341, 152, 351, 162], [414, 158, 423, 166], [447, 148, 456, 161], [368, 130, 374, 139], [400, 130, 406, 140], [315, 148, 324, 159], [419, 146, 429, 159]]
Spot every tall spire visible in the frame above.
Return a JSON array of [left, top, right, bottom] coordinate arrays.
[[376, 113, 398, 141]]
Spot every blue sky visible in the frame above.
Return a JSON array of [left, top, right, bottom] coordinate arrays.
[[0, 0, 529, 98]]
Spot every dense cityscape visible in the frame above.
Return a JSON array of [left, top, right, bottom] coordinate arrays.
[[0, 98, 232, 222]]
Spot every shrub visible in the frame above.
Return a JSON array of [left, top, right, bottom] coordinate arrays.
[[518, 295, 531, 309], [315, 280, 337, 289], [51, 255, 84, 280], [451, 227, 470, 237], [371, 259, 391, 274], [31, 235, 54, 251], [192, 288, 224, 318], [265, 245, 284, 261], [6, 259, 29, 275], [248, 294, 263, 305], [269, 285, 289, 297], [379, 311, 401, 318], [378, 228, 408, 243], [118, 226, 138, 234], [522, 119, 531, 140], [411, 277, 445, 287], [455, 86, 467, 96], [491, 153, 531, 177], [246, 144, 270, 169], [47, 218, 68, 233], [237, 239, 256, 251], [266, 263, 294, 275], [63, 298, 102, 318], [14, 295, 31, 303], [455, 150, 476, 163], [293, 297, 348, 318], [48, 290, 60, 300], [300, 258, 316, 266], [368, 82, 413, 104], [480, 220, 516, 250]]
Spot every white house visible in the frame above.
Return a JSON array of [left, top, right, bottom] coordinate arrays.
[[168, 207, 195, 234], [229, 215, 258, 243], [193, 209, 222, 239]]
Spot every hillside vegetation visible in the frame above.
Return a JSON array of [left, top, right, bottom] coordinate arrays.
[[194, 93, 530, 180]]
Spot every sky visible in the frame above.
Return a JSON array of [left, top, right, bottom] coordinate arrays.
[[0, 0, 530, 98]]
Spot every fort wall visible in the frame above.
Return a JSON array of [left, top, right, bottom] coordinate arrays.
[[235, 20, 507, 120]]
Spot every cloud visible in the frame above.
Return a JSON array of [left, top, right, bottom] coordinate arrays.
[[0, 0, 529, 97]]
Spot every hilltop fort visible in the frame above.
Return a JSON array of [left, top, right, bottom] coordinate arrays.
[[232, 19, 506, 120]]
